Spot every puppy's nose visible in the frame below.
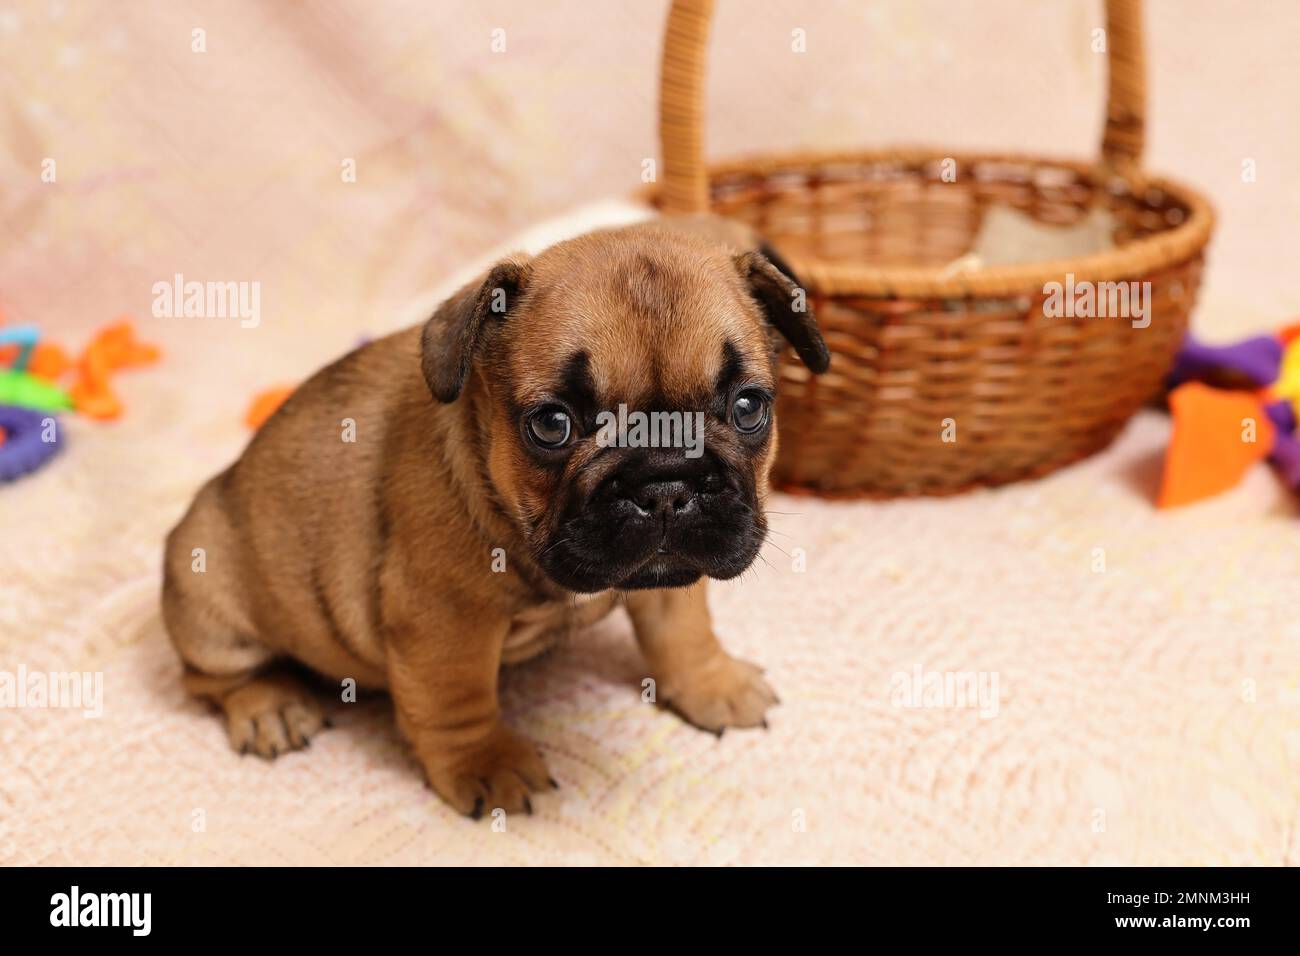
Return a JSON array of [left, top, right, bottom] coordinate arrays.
[[628, 479, 696, 519]]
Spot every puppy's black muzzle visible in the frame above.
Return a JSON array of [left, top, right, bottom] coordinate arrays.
[[537, 448, 761, 593], [601, 448, 721, 523]]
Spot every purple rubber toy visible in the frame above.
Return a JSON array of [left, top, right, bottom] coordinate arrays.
[[0, 405, 63, 482], [1168, 335, 1283, 389]]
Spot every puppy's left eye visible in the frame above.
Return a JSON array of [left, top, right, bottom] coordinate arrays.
[[526, 407, 573, 448], [731, 390, 770, 434]]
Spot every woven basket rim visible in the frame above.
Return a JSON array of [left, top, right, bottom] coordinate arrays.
[[641, 146, 1215, 299]]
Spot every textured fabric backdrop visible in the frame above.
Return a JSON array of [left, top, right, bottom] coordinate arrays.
[[2, 1, 1299, 865]]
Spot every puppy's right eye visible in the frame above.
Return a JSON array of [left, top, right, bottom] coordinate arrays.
[[526, 407, 573, 449]]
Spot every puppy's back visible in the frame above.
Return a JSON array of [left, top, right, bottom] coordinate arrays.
[[164, 327, 430, 680]]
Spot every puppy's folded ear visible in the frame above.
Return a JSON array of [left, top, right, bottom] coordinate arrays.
[[421, 256, 531, 402], [735, 249, 830, 374]]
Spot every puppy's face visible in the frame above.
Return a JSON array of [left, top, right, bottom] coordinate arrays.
[[422, 223, 828, 593]]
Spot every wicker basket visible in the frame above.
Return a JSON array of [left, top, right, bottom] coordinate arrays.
[[648, 0, 1214, 497]]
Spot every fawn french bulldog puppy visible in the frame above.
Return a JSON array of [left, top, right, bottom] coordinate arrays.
[[162, 217, 828, 817]]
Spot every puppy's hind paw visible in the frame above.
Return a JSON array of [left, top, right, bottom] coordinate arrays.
[[221, 673, 328, 759]]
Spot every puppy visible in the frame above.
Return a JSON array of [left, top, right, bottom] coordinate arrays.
[[162, 218, 829, 817]]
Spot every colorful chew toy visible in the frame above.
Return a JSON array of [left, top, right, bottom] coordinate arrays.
[[0, 404, 63, 482], [1158, 323, 1300, 507], [69, 319, 162, 420], [0, 317, 159, 482], [0, 319, 161, 419], [0, 324, 75, 413], [0, 368, 74, 412]]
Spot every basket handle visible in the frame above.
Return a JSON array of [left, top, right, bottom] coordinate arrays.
[[658, 0, 1147, 214]]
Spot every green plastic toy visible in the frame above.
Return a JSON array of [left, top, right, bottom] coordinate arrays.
[[0, 368, 74, 412]]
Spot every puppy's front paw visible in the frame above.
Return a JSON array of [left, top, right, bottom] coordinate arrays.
[[661, 655, 779, 735], [419, 724, 554, 819]]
